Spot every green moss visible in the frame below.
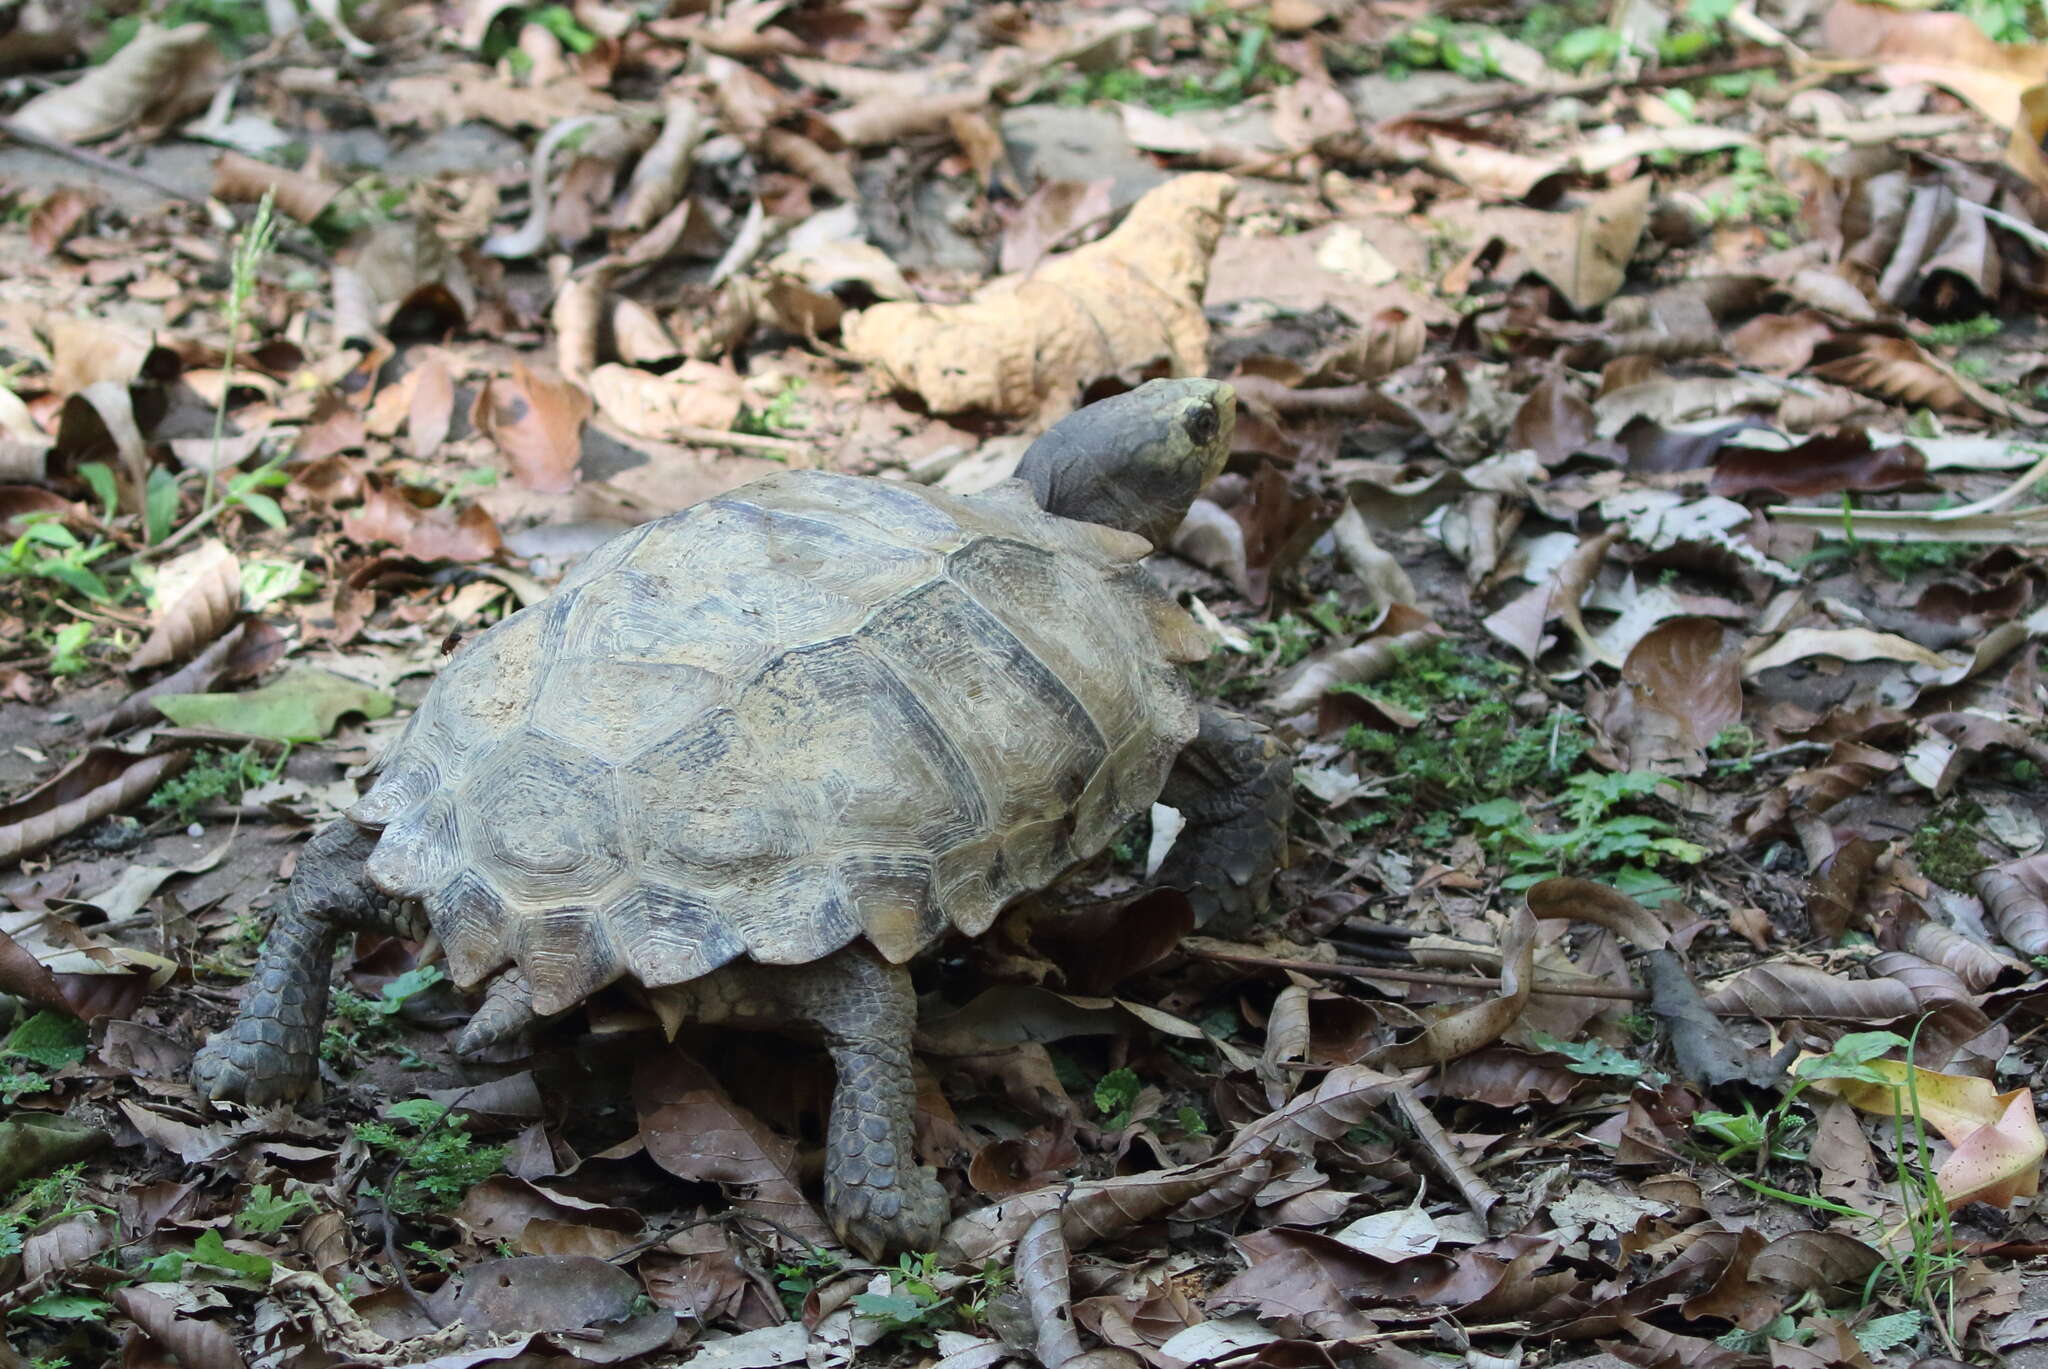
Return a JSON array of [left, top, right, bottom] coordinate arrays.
[[1911, 801, 1988, 890]]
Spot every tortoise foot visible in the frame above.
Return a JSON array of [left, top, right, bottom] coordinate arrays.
[[193, 1018, 319, 1107], [827, 1162, 948, 1261]]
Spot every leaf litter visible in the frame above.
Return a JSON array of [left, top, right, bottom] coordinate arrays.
[[3, 2, 2048, 1367]]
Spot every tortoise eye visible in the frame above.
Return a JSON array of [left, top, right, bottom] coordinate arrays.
[[1183, 406, 1218, 447]]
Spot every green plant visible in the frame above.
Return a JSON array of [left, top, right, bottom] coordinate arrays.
[[1053, 4, 1291, 111], [1911, 800, 1987, 890], [236, 1183, 314, 1235], [1920, 314, 2003, 346], [1093, 1066, 1143, 1129], [94, 0, 271, 61], [774, 1246, 842, 1317], [148, 745, 287, 825], [1529, 1030, 1660, 1083], [735, 378, 808, 436], [0, 1012, 87, 1106], [354, 1099, 505, 1216], [42, 622, 95, 677], [1959, 0, 2043, 43], [481, 3, 599, 65], [850, 1252, 960, 1347], [1700, 146, 1799, 226], [0, 1164, 107, 1262], [1, 515, 116, 603], [1390, 17, 1508, 77], [1461, 770, 1706, 897], [322, 965, 446, 1063]]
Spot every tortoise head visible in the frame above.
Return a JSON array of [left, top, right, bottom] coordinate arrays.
[[1014, 378, 1236, 546]]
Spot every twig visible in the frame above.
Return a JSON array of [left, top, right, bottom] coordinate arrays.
[[1188, 948, 1649, 1002], [1707, 740, 1833, 768], [0, 118, 207, 205], [1426, 49, 1794, 122], [669, 425, 814, 459]]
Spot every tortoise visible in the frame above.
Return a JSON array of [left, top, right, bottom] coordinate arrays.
[[193, 378, 1292, 1258]]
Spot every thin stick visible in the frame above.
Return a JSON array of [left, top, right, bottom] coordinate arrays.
[[1427, 49, 1795, 122], [669, 424, 814, 459], [0, 118, 208, 205], [1189, 948, 1650, 1002]]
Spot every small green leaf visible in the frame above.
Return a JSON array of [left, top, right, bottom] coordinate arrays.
[[145, 466, 182, 545], [12, 1292, 109, 1321], [234, 490, 286, 530], [190, 1228, 272, 1280], [3, 1012, 87, 1070], [22, 521, 78, 549], [77, 462, 120, 520]]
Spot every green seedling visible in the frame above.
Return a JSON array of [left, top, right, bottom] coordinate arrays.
[[1461, 770, 1706, 897], [1912, 800, 1988, 890], [774, 1246, 842, 1317], [0, 1012, 87, 1106], [322, 965, 447, 1064], [2, 515, 115, 603], [1093, 1066, 1143, 1129], [148, 745, 288, 825], [354, 1099, 505, 1216], [236, 1183, 314, 1235]]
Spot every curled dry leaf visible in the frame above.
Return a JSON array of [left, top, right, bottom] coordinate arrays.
[[1371, 905, 1536, 1070], [0, 747, 189, 865], [1701, 963, 1919, 1019], [845, 173, 1234, 418], [587, 361, 745, 440], [1016, 1210, 1087, 1368], [1804, 1057, 2044, 1207], [1812, 334, 2048, 425], [1728, 311, 1836, 375], [1897, 916, 2023, 990], [473, 363, 591, 494], [618, 96, 709, 231], [113, 1286, 247, 1369], [129, 540, 241, 672], [1974, 856, 2048, 957], [1268, 606, 1440, 716], [342, 477, 504, 562], [8, 22, 219, 143], [1820, 0, 2048, 127], [827, 90, 988, 148], [409, 356, 455, 461], [211, 151, 340, 225]]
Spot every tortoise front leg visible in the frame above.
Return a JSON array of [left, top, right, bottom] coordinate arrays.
[[814, 954, 947, 1261], [673, 949, 948, 1259], [1156, 704, 1292, 937], [194, 819, 401, 1106]]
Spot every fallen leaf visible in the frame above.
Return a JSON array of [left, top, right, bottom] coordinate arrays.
[[844, 173, 1234, 417], [8, 22, 219, 143], [587, 361, 745, 440], [474, 363, 591, 493], [153, 666, 395, 742], [1476, 178, 1651, 313]]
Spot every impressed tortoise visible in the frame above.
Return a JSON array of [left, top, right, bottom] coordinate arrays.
[[194, 378, 1292, 1258]]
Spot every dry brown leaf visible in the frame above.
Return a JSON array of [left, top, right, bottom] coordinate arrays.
[[211, 151, 340, 225], [1592, 618, 1745, 774], [1711, 428, 1926, 500], [0, 748, 189, 865], [618, 95, 709, 231], [409, 356, 455, 461], [587, 361, 745, 440], [1477, 178, 1651, 313], [474, 362, 590, 494], [827, 90, 988, 147], [844, 173, 1234, 418], [342, 478, 505, 562], [1812, 334, 2048, 425], [129, 541, 240, 672], [1728, 311, 1836, 375], [1000, 178, 1115, 276], [114, 1286, 247, 1369], [1702, 963, 1919, 1019], [1385, 120, 1565, 200], [1975, 856, 2048, 957], [760, 128, 857, 201], [8, 22, 218, 143], [632, 1052, 834, 1248], [1016, 1210, 1087, 1368], [28, 188, 94, 257], [93, 624, 247, 738], [1821, 0, 2048, 128]]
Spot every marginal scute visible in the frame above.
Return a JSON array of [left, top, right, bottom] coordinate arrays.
[[369, 468, 1201, 1004]]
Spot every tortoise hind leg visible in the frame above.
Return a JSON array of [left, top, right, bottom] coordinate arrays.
[[194, 819, 405, 1106], [1155, 704, 1292, 938]]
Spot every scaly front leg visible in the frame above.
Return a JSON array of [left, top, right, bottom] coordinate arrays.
[[194, 820, 387, 1105]]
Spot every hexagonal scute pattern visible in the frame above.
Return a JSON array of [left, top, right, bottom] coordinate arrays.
[[458, 728, 631, 903], [369, 467, 1202, 1008]]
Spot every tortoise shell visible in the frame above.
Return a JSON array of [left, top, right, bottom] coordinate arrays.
[[348, 470, 1210, 1015]]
